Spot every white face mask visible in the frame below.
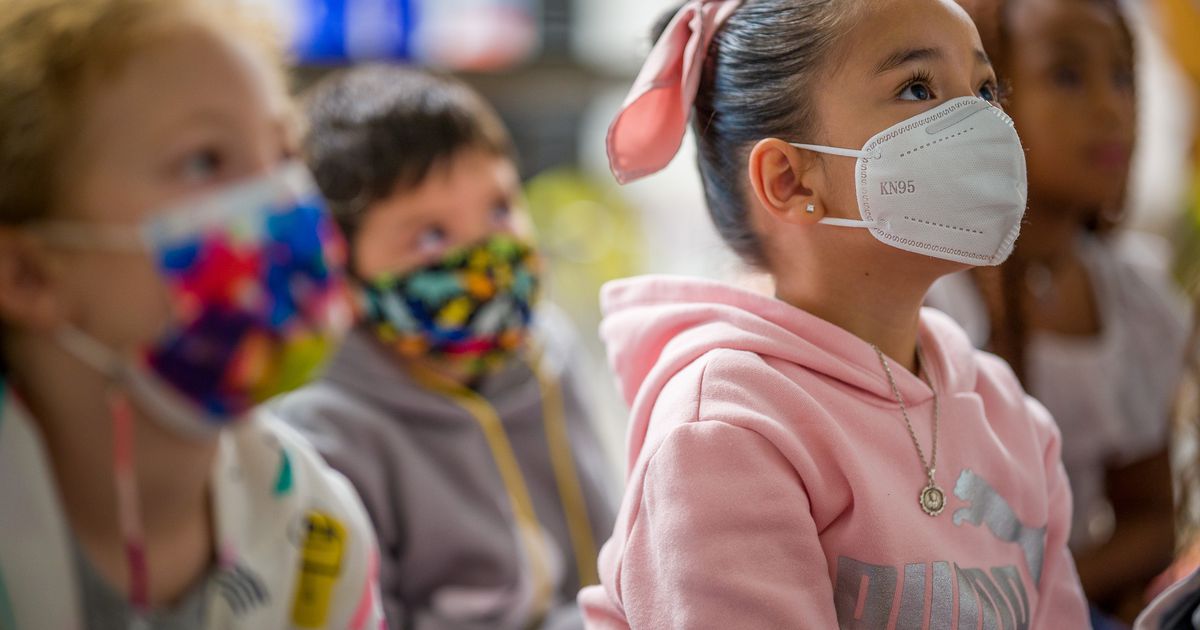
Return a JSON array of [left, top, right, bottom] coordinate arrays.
[[791, 96, 1028, 266]]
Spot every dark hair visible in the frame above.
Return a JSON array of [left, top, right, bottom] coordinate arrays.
[[302, 65, 515, 236], [652, 0, 859, 268], [972, 0, 1134, 380]]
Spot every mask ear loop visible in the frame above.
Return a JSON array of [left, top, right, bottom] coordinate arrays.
[[786, 142, 878, 229]]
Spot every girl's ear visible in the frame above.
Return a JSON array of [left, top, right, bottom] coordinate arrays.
[[747, 138, 829, 226], [0, 229, 65, 334]]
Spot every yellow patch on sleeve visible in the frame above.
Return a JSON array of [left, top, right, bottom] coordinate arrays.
[[291, 511, 348, 628]]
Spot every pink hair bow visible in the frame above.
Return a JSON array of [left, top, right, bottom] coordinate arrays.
[[606, 0, 745, 184]]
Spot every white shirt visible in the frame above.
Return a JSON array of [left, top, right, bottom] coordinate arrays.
[[0, 385, 386, 630], [928, 232, 1191, 551]]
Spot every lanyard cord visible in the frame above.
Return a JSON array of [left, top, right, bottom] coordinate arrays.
[[526, 349, 600, 588], [107, 389, 151, 614], [407, 364, 554, 621]]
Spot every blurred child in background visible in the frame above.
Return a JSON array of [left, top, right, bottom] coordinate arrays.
[[0, 0, 384, 628], [274, 65, 616, 630], [928, 0, 1191, 622]]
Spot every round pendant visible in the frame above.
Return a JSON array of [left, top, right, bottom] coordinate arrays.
[[919, 484, 946, 516]]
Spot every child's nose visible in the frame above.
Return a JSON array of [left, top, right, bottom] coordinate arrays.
[[245, 140, 289, 181], [1087, 80, 1133, 128]]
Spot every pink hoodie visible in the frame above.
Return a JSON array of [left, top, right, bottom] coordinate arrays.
[[578, 276, 1088, 629]]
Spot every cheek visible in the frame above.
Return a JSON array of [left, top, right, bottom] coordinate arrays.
[[1016, 103, 1128, 205], [1014, 94, 1081, 167], [62, 252, 173, 352], [351, 229, 419, 281], [821, 157, 862, 218]]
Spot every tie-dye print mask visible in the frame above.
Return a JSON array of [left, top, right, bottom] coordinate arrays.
[[44, 162, 352, 434], [359, 235, 541, 372]]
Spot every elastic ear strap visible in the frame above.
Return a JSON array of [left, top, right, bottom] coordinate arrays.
[[56, 326, 122, 376], [35, 222, 147, 253], [819, 217, 874, 228], [57, 326, 221, 440], [789, 143, 869, 160]]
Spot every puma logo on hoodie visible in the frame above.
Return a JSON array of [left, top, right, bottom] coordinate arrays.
[[953, 468, 1047, 585], [833, 469, 1048, 629]]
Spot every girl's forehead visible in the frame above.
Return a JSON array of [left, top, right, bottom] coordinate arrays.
[[839, 0, 984, 71], [1009, 0, 1122, 30], [1008, 0, 1131, 56]]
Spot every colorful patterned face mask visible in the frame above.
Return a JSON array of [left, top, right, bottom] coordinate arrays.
[[44, 162, 352, 432], [359, 235, 541, 371]]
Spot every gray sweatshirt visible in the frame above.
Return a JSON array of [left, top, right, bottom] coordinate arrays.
[[273, 312, 617, 630]]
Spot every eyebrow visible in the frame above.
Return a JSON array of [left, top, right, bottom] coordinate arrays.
[[874, 47, 993, 75], [875, 47, 942, 75], [1047, 38, 1117, 65]]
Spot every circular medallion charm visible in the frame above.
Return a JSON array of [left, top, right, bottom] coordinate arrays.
[[920, 484, 946, 517]]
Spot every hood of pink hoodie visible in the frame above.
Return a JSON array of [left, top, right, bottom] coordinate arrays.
[[600, 274, 980, 475]]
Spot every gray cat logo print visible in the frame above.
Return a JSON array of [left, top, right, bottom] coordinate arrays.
[[834, 469, 1047, 629], [953, 468, 1046, 584]]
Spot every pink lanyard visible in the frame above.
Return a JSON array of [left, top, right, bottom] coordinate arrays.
[[108, 389, 150, 613]]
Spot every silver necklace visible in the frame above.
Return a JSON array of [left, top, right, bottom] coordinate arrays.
[[873, 345, 945, 517]]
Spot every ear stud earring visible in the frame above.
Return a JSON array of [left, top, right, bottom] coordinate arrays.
[[805, 202, 816, 214]]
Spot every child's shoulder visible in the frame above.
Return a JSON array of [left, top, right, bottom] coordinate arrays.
[[923, 307, 1060, 444], [221, 414, 383, 628], [530, 302, 585, 369], [964, 343, 1061, 451], [971, 348, 1025, 402], [270, 377, 399, 443], [693, 346, 784, 384], [664, 346, 819, 424], [922, 306, 1022, 395], [225, 413, 372, 512], [1095, 232, 1192, 332]]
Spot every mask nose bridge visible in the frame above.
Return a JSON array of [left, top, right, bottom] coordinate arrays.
[[925, 101, 993, 135]]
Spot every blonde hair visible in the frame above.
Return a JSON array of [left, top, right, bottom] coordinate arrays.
[[0, 0, 288, 224]]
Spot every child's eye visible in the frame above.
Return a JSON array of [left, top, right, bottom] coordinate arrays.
[[898, 80, 935, 102], [1113, 67, 1135, 92], [416, 225, 448, 256], [491, 203, 512, 226], [978, 81, 999, 103], [1052, 66, 1083, 88], [179, 148, 223, 183]]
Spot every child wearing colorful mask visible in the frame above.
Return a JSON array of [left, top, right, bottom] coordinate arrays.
[[578, 0, 1090, 627], [0, 1, 385, 628], [273, 65, 617, 630], [927, 0, 1190, 622]]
